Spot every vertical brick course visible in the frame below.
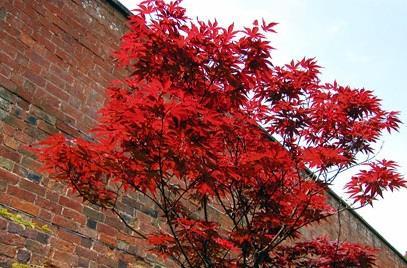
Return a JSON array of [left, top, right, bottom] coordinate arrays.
[[0, 0, 405, 267]]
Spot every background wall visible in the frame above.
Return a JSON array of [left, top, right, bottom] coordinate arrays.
[[0, 0, 405, 267]]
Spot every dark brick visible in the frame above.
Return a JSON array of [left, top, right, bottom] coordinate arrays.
[[25, 115, 38, 125], [36, 232, 50, 244], [0, 8, 6, 21], [13, 106, 23, 118], [26, 171, 42, 182], [118, 260, 127, 268], [25, 239, 48, 255], [0, 98, 10, 110], [83, 207, 104, 222], [78, 257, 89, 267], [0, 87, 15, 102], [141, 207, 158, 218], [80, 237, 92, 248], [86, 218, 97, 229], [16, 249, 31, 263], [30, 106, 56, 125], [7, 222, 24, 234], [0, 108, 8, 120], [115, 201, 134, 216]]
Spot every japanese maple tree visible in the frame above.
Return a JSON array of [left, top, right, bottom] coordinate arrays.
[[33, 0, 405, 267]]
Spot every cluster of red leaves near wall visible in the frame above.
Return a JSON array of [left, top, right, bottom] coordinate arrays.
[[33, 0, 405, 267]]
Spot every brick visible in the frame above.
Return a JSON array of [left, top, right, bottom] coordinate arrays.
[[15, 249, 31, 264], [53, 215, 78, 230], [3, 113, 27, 130], [0, 98, 11, 111], [0, 218, 7, 230], [0, 7, 6, 21], [118, 259, 128, 268], [3, 135, 19, 150], [25, 115, 38, 125], [49, 237, 75, 253], [35, 197, 62, 214], [75, 246, 98, 261], [99, 233, 116, 247], [46, 82, 70, 102], [24, 70, 45, 87], [0, 232, 25, 246], [59, 196, 83, 212], [38, 209, 52, 222], [25, 239, 49, 255], [0, 156, 14, 170], [37, 120, 58, 134], [55, 120, 78, 137], [21, 156, 41, 171], [0, 145, 22, 163], [34, 230, 49, 244], [45, 190, 59, 202], [80, 237, 92, 248], [86, 218, 97, 229], [10, 197, 40, 216], [83, 206, 104, 222], [25, 171, 42, 183], [0, 243, 16, 258], [52, 249, 78, 265], [0, 108, 8, 120], [20, 32, 36, 48], [62, 208, 86, 225], [97, 223, 118, 237], [19, 178, 45, 196], [30, 106, 56, 125], [7, 185, 36, 202], [57, 229, 81, 244]]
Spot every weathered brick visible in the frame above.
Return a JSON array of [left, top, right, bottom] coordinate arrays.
[[16, 248, 31, 263], [7, 222, 24, 235], [83, 206, 104, 222], [0, 156, 14, 170], [25, 239, 49, 255], [30, 106, 56, 125], [80, 236, 92, 248], [36, 232, 50, 244], [78, 257, 90, 268], [0, 7, 6, 21]]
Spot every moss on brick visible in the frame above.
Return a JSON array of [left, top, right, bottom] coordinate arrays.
[[0, 207, 52, 234]]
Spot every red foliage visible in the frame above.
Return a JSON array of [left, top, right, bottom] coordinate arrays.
[[32, 0, 404, 267]]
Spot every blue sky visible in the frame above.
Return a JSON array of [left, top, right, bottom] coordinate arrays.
[[120, 0, 407, 254]]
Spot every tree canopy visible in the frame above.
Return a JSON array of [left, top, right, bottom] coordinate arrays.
[[33, 1, 405, 267]]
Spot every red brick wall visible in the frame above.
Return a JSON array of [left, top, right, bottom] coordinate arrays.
[[0, 0, 405, 267]]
